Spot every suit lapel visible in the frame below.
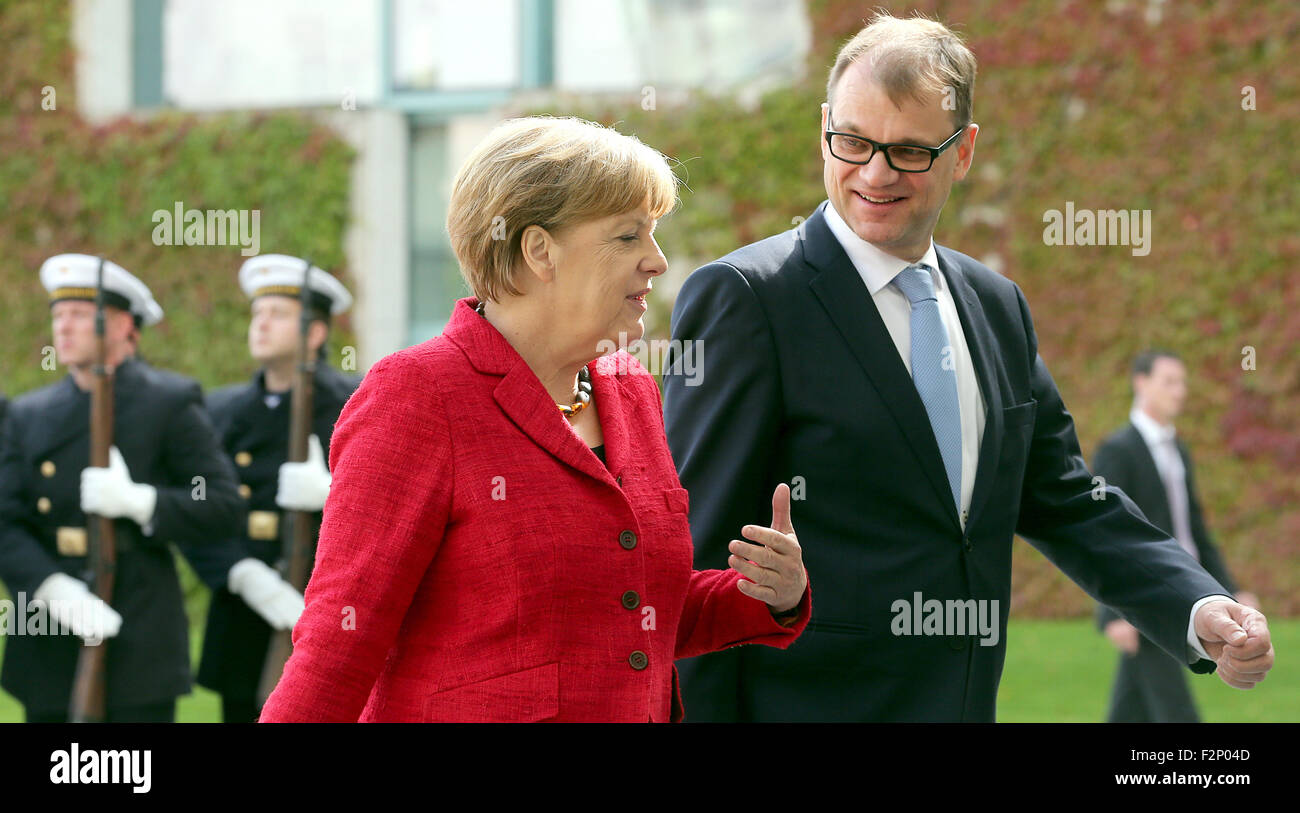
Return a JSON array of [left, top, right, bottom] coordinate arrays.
[[802, 206, 960, 529], [445, 297, 617, 487], [492, 362, 615, 487], [936, 249, 1005, 531], [589, 361, 631, 483]]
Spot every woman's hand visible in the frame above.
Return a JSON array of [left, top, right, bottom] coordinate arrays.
[[728, 483, 807, 613]]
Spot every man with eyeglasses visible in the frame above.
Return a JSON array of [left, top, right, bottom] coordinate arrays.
[[662, 11, 1273, 722]]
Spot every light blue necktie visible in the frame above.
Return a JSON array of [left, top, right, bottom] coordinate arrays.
[[892, 263, 962, 513]]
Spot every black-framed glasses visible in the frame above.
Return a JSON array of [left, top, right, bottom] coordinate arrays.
[[824, 123, 966, 173]]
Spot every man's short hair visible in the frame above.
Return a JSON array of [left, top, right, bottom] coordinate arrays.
[[826, 10, 977, 130], [445, 116, 679, 304], [1132, 348, 1182, 377]]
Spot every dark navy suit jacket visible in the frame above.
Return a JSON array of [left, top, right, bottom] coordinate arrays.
[[662, 201, 1229, 722]]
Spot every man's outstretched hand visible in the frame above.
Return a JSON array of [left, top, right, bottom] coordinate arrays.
[[1194, 600, 1274, 689]]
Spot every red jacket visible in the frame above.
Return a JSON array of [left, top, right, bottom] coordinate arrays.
[[260, 297, 810, 722]]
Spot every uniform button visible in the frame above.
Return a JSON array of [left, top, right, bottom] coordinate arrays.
[[621, 590, 640, 610], [37, 497, 52, 514], [618, 530, 637, 550], [235, 451, 252, 467], [628, 650, 648, 670], [238, 484, 252, 499], [948, 635, 967, 651], [40, 461, 56, 478], [963, 539, 973, 553]]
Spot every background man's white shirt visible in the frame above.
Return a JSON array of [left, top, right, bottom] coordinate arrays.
[[1129, 406, 1196, 559]]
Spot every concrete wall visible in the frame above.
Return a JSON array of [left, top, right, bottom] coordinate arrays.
[[72, 0, 133, 122]]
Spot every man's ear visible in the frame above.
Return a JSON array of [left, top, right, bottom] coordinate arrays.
[[98, 308, 140, 358], [108, 307, 137, 344], [1131, 373, 1148, 400], [820, 103, 830, 159], [951, 123, 978, 182], [308, 320, 330, 355], [519, 224, 558, 283]]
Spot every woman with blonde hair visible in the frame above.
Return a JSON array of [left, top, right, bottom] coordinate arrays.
[[260, 116, 809, 722]]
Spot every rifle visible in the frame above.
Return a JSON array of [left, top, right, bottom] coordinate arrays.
[[256, 258, 317, 707], [69, 257, 116, 723]]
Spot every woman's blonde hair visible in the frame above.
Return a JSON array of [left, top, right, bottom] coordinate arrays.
[[446, 116, 679, 303]]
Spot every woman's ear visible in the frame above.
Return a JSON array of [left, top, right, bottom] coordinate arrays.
[[519, 224, 558, 283]]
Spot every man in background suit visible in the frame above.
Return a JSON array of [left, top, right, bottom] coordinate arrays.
[[1094, 349, 1259, 722], [661, 11, 1273, 721]]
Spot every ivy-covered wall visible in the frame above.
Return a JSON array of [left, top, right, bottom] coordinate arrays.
[[0, 1, 356, 635], [0, 2, 356, 401], [537, 0, 1299, 615]]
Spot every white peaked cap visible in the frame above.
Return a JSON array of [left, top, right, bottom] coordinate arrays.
[[40, 253, 164, 327], [238, 254, 353, 316]]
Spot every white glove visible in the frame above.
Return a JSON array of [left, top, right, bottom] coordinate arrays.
[[33, 572, 122, 645], [81, 446, 158, 528], [276, 434, 331, 512], [227, 558, 304, 631]]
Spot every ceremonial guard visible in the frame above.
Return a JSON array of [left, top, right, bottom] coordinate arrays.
[[184, 255, 357, 723], [0, 254, 249, 722]]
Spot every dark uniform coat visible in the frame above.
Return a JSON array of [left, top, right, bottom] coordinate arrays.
[[181, 364, 356, 700], [0, 358, 242, 714]]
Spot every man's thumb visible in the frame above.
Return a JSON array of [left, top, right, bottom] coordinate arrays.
[[1210, 610, 1249, 646], [771, 482, 793, 534]]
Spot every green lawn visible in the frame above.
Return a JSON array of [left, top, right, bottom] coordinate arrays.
[[1, 617, 1293, 722], [996, 618, 1295, 722]]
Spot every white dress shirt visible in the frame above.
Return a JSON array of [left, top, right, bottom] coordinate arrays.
[[824, 202, 1229, 664], [1129, 406, 1197, 560], [823, 201, 986, 531]]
